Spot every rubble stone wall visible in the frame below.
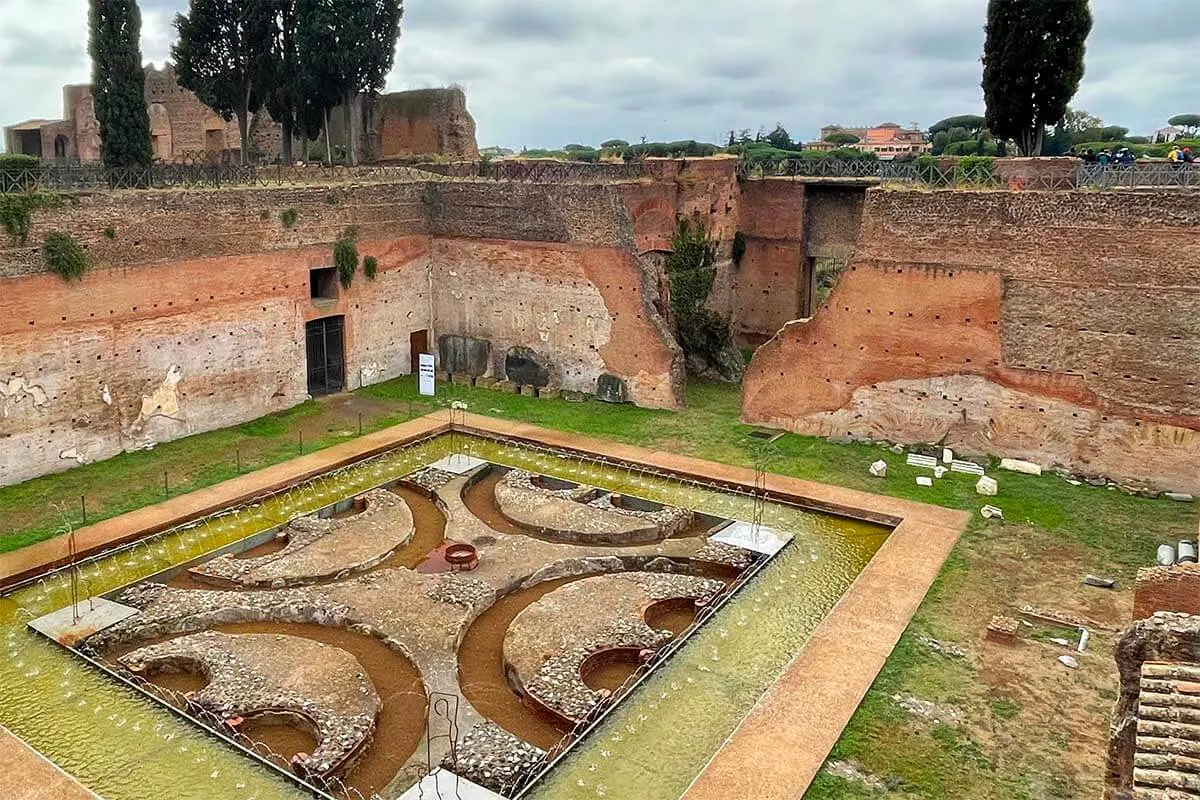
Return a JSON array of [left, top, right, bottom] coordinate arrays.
[[744, 189, 1200, 492]]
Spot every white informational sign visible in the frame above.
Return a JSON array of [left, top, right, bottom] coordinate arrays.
[[418, 353, 436, 396]]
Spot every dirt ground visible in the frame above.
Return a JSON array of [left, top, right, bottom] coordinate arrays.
[[820, 522, 1136, 799]]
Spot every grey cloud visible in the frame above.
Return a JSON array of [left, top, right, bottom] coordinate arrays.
[[0, 28, 85, 69], [1, 0, 1194, 152]]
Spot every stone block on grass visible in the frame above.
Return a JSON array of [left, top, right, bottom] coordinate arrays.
[[986, 615, 1019, 645], [520, 385, 537, 397]]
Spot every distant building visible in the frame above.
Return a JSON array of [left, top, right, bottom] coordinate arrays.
[[4, 67, 478, 163], [3, 64, 280, 163], [811, 122, 931, 159], [1153, 126, 1183, 144]]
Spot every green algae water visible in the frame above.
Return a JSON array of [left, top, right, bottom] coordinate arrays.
[[0, 432, 887, 800]]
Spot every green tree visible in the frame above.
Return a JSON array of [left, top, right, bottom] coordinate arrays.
[[982, 0, 1093, 155], [1168, 114, 1200, 137], [765, 124, 793, 150], [930, 130, 951, 155], [260, 0, 318, 164], [1061, 107, 1101, 135], [89, 0, 153, 168], [1042, 124, 1074, 156], [928, 114, 987, 136], [823, 132, 860, 146], [296, 0, 403, 166], [601, 139, 630, 149], [173, 0, 276, 164]]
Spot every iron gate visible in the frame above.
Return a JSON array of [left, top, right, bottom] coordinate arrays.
[[306, 316, 345, 397]]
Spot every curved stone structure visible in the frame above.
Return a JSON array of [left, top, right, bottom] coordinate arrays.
[[494, 470, 693, 545], [189, 489, 415, 587], [119, 631, 380, 778], [503, 572, 723, 721]]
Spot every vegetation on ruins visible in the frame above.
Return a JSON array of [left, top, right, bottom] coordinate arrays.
[[666, 218, 741, 382], [42, 231, 91, 282], [915, 155, 999, 187], [0, 193, 62, 245], [280, 207, 298, 228], [731, 231, 746, 269], [88, 0, 154, 169], [333, 226, 359, 288], [982, 0, 1093, 156], [363, 255, 378, 281]]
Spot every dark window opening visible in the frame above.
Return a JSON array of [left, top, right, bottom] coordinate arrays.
[[310, 267, 337, 301]]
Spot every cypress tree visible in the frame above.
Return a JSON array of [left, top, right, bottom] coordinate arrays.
[[89, 0, 153, 168], [981, 0, 1092, 156]]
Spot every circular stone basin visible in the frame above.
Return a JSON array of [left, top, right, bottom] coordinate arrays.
[[445, 543, 479, 571]]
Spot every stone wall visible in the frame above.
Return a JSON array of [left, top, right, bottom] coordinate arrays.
[[327, 88, 479, 162], [733, 179, 806, 341], [1133, 565, 1200, 620], [744, 189, 1200, 492], [0, 177, 682, 486]]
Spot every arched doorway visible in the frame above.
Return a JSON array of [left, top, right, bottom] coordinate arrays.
[[53, 135, 68, 159]]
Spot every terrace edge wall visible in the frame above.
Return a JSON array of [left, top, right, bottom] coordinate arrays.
[[743, 189, 1200, 492], [0, 179, 683, 487]]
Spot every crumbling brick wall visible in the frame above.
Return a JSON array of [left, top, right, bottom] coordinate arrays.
[[1133, 565, 1200, 619], [0, 177, 681, 486], [744, 189, 1200, 492]]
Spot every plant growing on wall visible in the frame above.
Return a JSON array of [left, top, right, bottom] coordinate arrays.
[[280, 207, 298, 228], [334, 227, 359, 289], [732, 231, 746, 268], [0, 193, 62, 245], [42, 231, 90, 282], [363, 255, 378, 281], [666, 217, 743, 382]]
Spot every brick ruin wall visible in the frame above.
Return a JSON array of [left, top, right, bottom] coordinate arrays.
[[0, 180, 680, 487], [5, 158, 1199, 492], [742, 189, 1200, 492], [1133, 565, 1200, 620], [326, 88, 480, 162]]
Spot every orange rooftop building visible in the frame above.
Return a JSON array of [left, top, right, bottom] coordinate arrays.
[[811, 122, 930, 159]]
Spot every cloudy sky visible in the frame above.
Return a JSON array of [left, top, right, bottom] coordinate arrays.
[[1, 0, 1194, 150]]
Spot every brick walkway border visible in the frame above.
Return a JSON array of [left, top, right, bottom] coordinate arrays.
[[0, 725, 101, 800], [0, 411, 968, 800]]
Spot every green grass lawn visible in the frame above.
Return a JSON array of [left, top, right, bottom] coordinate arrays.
[[1, 376, 1195, 798]]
